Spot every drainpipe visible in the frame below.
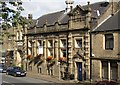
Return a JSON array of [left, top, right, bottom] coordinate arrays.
[[90, 25, 92, 82]]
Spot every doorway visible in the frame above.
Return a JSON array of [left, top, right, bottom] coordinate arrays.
[[77, 62, 82, 81]]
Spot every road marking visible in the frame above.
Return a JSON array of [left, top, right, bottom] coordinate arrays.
[[3, 81, 9, 83], [3, 81, 15, 85]]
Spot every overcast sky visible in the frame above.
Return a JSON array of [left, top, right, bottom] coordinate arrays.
[[21, 0, 109, 19]]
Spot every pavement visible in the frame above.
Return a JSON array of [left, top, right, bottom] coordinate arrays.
[[26, 71, 120, 84], [26, 71, 103, 84], [26, 71, 76, 83]]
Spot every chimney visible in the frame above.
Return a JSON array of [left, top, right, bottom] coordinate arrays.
[[88, 1, 90, 5], [65, 0, 74, 12], [85, 1, 92, 29], [28, 14, 32, 19]]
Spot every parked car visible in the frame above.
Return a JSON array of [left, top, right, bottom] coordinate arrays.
[[95, 80, 117, 85], [0, 64, 6, 73], [6, 66, 27, 77]]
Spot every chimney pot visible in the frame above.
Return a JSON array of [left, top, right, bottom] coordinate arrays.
[[28, 14, 32, 19], [87, 1, 90, 5]]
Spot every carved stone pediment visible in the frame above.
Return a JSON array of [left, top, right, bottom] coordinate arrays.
[[69, 5, 85, 16], [73, 49, 85, 61]]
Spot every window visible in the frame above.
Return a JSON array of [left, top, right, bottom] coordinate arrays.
[[75, 38, 82, 48], [105, 34, 114, 50], [60, 39, 66, 48], [17, 31, 19, 40], [20, 31, 22, 40], [48, 40, 53, 47], [102, 61, 108, 79], [38, 40, 42, 46], [60, 49, 66, 57], [63, 50, 66, 57]]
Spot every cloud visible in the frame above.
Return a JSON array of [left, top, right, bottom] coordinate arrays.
[[21, 0, 67, 19], [21, 0, 109, 19]]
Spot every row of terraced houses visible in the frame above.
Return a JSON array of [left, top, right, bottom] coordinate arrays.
[[1, 0, 120, 82]]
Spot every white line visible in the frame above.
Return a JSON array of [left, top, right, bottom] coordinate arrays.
[[3, 81, 15, 85], [3, 81, 9, 83]]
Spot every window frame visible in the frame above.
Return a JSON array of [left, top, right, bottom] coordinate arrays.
[[74, 38, 83, 48], [105, 34, 114, 50]]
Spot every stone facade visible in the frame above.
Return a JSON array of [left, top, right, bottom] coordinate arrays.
[[25, 3, 92, 81], [92, 7, 120, 81], [2, 1, 120, 82], [92, 32, 120, 81], [1, 25, 25, 67], [24, 1, 120, 81]]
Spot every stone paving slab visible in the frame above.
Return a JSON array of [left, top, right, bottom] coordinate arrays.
[[26, 71, 75, 83]]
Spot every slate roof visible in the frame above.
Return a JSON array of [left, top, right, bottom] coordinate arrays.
[[30, 1, 110, 28], [36, 10, 66, 27], [83, 2, 110, 18], [28, 19, 37, 28], [93, 10, 120, 32]]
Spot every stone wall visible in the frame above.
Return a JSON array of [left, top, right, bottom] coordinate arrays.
[[92, 60, 101, 81], [92, 32, 119, 58]]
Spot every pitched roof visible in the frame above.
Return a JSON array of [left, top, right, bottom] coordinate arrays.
[[31, 1, 110, 28], [93, 10, 120, 32], [83, 2, 110, 18], [36, 10, 66, 27], [28, 19, 37, 28]]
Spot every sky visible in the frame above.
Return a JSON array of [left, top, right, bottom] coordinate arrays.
[[21, 0, 109, 19]]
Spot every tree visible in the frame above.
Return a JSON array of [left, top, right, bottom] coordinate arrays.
[[0, 1, 29, 30], [0, 1, 31, 68]]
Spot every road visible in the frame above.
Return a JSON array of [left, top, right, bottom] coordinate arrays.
[[0, 73, 53, 85]]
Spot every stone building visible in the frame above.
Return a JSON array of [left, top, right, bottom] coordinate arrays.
[[92, 10, 120, 81], [1, 0, 120, 82], [24, 0, 119, 81], [1, 24, 26, 67], [1, 28, 15, 67]]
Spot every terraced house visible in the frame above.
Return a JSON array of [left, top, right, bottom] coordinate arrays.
[[92, 9, 120, 81], [24, 0, 120, 81]]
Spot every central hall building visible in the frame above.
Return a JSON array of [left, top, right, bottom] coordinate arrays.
[[24, 0, 120, 81]]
